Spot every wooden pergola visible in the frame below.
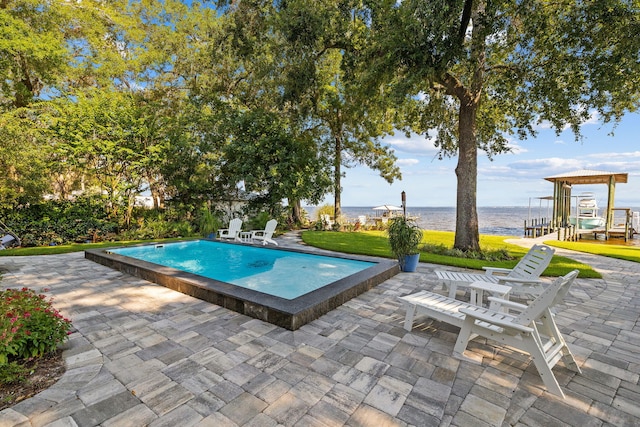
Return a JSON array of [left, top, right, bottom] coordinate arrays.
[[544, 169, 628, 231]]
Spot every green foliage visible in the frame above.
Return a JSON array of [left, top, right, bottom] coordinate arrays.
[[243, 211, 272, 232], [123, 214, 195, 240], [1, 197, 118, 246], [0, 361, 29, 385], [197, 208, 222, 237], [314, 204, 334, 221], [0, 288, 72, 365], [420, 243, 513, 262], [223, 108, 332, 208]]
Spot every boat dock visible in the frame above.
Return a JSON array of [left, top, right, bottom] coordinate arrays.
[[526, 170, 638, 243], [523, 217, 553, 238], [527, 209, 639, 242]]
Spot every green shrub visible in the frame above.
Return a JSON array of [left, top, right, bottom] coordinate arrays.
[[197, 208, 222, 237], [2, 197, 118, 246], [245, 211, 271, 231], [0, 288, 72, 365], [420, 242, 513, 261]]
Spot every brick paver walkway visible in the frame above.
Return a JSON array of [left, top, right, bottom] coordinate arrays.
[[1, 232, 639, 426]]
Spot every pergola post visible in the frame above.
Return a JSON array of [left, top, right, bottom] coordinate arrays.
[[606, 175, 616, 230]]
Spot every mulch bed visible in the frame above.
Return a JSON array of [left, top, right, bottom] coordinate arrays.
[[0, 350, 66, 411]]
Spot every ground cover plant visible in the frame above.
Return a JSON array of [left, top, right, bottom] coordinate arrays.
[[301, 230, 599, 278]]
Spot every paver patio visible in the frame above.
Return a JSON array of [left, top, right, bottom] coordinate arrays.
[[1, 232, 639, 426]]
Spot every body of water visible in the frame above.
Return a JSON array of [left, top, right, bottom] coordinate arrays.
[[306, 206, 538, 237]]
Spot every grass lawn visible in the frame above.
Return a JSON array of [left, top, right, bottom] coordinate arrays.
[[544, 240, 640, 263], [302, 230, 601, 278], [0, 237, 197, 256]]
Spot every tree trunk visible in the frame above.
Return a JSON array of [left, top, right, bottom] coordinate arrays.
[[148, 175, 165, 209], [452, 0, 485, 252], [333, 134, 342, 224], [454, 100, 480, 252], [290, 198, 302, 225]]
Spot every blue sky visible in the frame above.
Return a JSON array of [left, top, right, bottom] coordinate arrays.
[[327, 111, 640, 208]]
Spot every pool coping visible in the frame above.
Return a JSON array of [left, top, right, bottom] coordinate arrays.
[[85, 240, 399, 330]]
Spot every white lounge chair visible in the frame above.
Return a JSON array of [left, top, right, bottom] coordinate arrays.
[[320, 214, 334, 230], [251, 219, 278, 246], [400, 270, 581, 397], [435, 244, 555, 298], [0, 234, 16, 250], [218, 218, 243, 242]]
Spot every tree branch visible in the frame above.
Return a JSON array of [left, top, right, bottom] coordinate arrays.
[[458, 0, 474, 45]]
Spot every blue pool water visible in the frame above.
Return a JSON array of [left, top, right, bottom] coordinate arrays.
[[111, 240, 374, 300]]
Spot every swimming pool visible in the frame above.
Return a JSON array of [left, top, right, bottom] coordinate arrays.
[[85, 240, 398, 330], [109, 240, 374, 300]]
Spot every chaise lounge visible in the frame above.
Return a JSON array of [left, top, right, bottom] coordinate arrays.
[[435, 244, 555, 298], [399, 270, 581, 397]]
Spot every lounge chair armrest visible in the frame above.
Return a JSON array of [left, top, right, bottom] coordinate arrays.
[[487, 297, 528, 312], [251, 230, 266, 237], [482, 267, 512, 276], [459, 307, 534, 333], [495, 276, 543, 284]]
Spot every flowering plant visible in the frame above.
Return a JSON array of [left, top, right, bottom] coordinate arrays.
[[0, 288, 72, 365]]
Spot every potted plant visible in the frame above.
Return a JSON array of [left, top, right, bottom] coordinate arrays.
[[387, 216, 423, 272], [198, 207, 221, 238]]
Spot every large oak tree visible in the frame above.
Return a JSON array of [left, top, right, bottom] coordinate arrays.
[[355, 0, 640, 251]]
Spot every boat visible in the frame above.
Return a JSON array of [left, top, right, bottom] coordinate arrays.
[[569, 193, 606, 229]]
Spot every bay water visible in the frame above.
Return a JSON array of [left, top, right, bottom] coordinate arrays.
[[306, 206, 549, 237]]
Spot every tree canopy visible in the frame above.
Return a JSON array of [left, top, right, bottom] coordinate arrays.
[[0, 0, 638, 241]]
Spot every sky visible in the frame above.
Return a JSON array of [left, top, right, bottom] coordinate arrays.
[[322, 111, 640, 208]]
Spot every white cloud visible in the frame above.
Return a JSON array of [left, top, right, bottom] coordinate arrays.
[[508, 157, 585, 172], [382, 132, 439, 156], [397, 158, 420, 166], [586, 151, 640, 160]]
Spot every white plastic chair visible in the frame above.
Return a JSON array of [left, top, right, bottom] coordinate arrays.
[[435, 244, 555, 298], [218, 218, 243, 242], [251, 219, 278, 246], [401, 270, 580, 397]]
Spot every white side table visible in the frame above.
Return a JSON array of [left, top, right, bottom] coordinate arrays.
[[469, 281, 511, 309], [238, 231, 253, 243]]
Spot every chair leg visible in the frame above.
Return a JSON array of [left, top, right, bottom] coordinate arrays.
[[540, 312, 582, 374], [521, 337, 565, 398], [448, 283, 458, 299], [403, 304, 416, 331], [453, 317, 474, 356]]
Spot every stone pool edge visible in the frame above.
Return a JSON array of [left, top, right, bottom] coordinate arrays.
[[85, 241, 399, 330]]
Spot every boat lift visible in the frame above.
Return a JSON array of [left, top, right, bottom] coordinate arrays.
[[543, 169, 636, 241], [525, 196, 553, 237]]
